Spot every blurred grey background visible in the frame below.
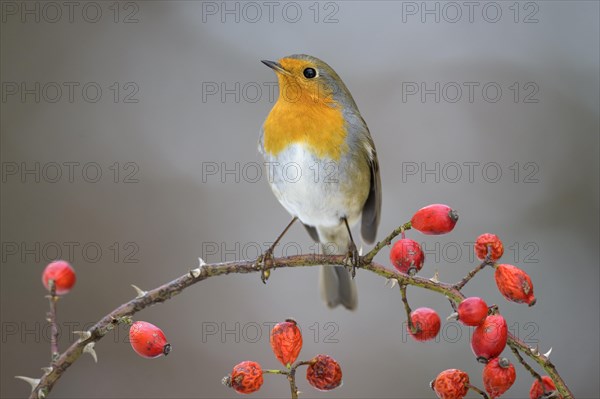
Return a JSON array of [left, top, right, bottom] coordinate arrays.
[[1, 1, 598, 398]]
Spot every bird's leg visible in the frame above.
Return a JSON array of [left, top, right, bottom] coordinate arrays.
[[257, 216, 297, 283], [342, 217, 360, 278]]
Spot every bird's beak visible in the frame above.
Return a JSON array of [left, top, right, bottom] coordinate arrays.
[[261, 60, 290, 75]]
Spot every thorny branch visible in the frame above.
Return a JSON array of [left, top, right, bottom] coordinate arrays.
[[510, 345, 557, 398], [23, 224, 573, 399]]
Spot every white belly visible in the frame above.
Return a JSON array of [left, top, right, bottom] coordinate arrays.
[[262, 143, 368, 228]]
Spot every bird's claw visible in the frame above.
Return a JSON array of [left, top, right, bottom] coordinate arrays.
[[257, 249, 274, 283], [345, 242, 360, 279]]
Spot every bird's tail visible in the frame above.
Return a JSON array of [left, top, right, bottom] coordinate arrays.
[[317, 225, 357, 310]]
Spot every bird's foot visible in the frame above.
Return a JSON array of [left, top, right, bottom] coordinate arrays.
[[256, 247, 275, 284], [345, 241, 360, 279]]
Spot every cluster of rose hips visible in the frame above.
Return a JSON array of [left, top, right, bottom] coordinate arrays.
[[222, 319, 342, 395], [40, 261, 339, 394], [389, 204, 556, 399], [432, 368, 561, 399], [37, 205, 560, 398], [41, 260, 172, 359]]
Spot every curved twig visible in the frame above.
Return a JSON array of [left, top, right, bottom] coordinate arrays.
[[26, 236, 573, 398]]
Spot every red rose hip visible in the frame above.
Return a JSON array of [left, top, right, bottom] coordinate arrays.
[[306, 354, 342, 391], [529, 376, 561, 399], [483, 357, 516, 398], [390, 239, 425, 274], [129, 321, 171, 359], [475, 233, 504, 261], [408, 307, 441, 341], [270, 319, 303, 367], [495, 264, 536, 306], [411, 204, 458, 235], [456, 297, 488, 326], [431, 369, 470, 399], [42, 260, 76, 295], [225, 361, 264, 394], [471, 314, 507, 362]]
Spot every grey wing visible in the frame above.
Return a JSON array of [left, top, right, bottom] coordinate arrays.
[[360, 134, 382, 245]]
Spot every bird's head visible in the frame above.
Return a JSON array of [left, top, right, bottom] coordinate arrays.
[[262, 54, 354, 108]]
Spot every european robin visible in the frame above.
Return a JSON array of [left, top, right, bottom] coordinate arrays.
[[258, 54, 381, 310]]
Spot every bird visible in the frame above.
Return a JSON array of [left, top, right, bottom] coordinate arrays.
[[258, 54, 381, 310]]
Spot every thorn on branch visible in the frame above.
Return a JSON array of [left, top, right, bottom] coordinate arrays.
[[385, 278, 398, 288], [131, 284, 147, 298], [447, 312, 459, 321], [83, 342, 98, 363], [15, 376, 40, 392], [73, 330, 92, 342], [190, 258, 208, 278]]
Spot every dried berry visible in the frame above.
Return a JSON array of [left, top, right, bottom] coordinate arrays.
[[390, 238, 425, 274], [471, 315, 508, 362], [475, 233, 504, 261], [411, 204, 458, 235], [495, 264, 536, 306], [270, 319, 303, 367], [129, 321, 171, 359], [456, 297, 489, 327], [431, 369, 470, 399], [483, 357, 516, 398], [306, 354, 342, 391], [226, 361, 264, 394], [408, 307, 441, 342], [42, 260, 76, 295]]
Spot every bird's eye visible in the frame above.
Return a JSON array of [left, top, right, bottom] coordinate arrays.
[[303, 68, 317, 79]]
